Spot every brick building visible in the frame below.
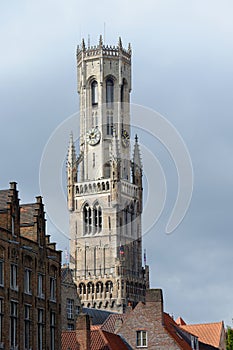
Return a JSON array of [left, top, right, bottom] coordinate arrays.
[[0, 182, 61, 350], [61, 266, 82, 331]]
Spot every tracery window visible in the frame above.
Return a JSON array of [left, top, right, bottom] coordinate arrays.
[[83, 203, 102, 235]]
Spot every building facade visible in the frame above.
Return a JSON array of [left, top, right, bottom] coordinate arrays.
[[61, 266, 82, 331], [0, 182, 61, 350], [67, 36, 149, 312]]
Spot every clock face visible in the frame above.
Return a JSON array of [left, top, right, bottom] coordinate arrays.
[[122, 129, 130, 147], [86, 127, 101, 146]]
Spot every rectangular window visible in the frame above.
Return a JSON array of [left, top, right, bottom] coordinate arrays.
[[24, 305, 31, 350], [37, 274, 44, 299], [0, 299, 3, 343], [66, 299, 74, 319], [50, 278, 56, 301], [10, 301, 18, 348], [24, 269, 32, 294], [67, 324, 74, 331], [50, 312, 55, 350], [10, 264, 18, 291], [0, 261, 3, 286], [37, 309, 44, 350], [136, 330, 147, 347]]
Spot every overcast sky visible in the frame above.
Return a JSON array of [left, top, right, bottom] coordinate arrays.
[[1, 0, 233, 327]]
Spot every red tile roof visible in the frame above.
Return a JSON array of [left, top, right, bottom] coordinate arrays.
[[61, 327, 129, 350], [101, 313, 127, 333], [179, 322, 224, 348], [61, 331, 77, 350], [164, 313, 192, 350]]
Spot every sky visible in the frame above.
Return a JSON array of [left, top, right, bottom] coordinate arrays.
[[1, 0, 233, 326]]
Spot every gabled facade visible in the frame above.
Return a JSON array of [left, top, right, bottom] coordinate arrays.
[[61, 266, 82, 330], [0, 182, 61, 350]]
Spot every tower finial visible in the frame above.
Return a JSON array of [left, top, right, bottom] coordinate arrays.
[[128, 42, 132, 55], [99, 34, 103, 48], [82, 38, 85, 51], [118, 36, 122, 50]]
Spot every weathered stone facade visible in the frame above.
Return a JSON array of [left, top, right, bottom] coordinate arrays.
[[67, 36, 149, 312], [0, 182, 61, 350]]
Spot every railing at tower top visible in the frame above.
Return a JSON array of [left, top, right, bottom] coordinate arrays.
[[77, 45, 131, 64], [75, 179, 111, 196], [74, 179, 139, 198]]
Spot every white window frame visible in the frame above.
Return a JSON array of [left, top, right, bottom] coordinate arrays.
[[37, 274, 44, 299], [10, 264, 18, 291], [66, 299, 74, 320], [136, 330, 148, 348], [24, 305, 31, 350], [50, 277, 56, 302], [24, 269, 32, 295], [10, 301, 18, 349], [37, 309, 44, 350]]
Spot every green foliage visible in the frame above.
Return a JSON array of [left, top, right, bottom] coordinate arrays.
[[226, 327, 233, 350]]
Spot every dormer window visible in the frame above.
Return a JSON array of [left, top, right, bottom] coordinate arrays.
[[91, 80, 98, 105], [106, 79, 114, 105]]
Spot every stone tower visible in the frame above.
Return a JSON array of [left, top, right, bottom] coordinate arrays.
[[67, 36, 149, 313]]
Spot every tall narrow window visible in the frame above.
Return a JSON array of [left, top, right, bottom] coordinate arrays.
[[10, 301, 18, 348], [66, 299, 74, 319], [0, 299, 3, 343], [38, 309, 44, 350], [12, 216, 15, 236], [83, 203, 92, 234], [38, 274, 44, 299], [24, 269, 32, 294], [50, 312, 56, 350], [93, 204, 102, 233], [106, 79, 114, 105], [10, 264, 18, 291], [24, 305, 31, 350], [91, 80, 98, 105], [0, 261, 3, 286], [50, 277, 56, 301], [107, 113, 113, 135]]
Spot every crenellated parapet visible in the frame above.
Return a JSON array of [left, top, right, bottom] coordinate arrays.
[[76, 36, 131, 64]]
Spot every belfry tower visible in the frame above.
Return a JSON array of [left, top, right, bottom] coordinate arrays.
[[67, 36, 149, 313]]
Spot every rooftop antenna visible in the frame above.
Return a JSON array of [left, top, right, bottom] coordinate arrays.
[[88, 34, 90, 48]]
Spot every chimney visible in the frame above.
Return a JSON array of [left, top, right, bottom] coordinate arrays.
[[76, 314, 91, 350], [146, 289, 164, 324]]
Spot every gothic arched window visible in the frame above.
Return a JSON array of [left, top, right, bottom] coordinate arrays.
[[93, 203, 102, 233], [83, 203, 92, 235], [106, 79, 114, 105], [91, 80, 98, 105]]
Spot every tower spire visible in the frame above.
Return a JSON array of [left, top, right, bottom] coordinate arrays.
[[133, 134, 142, 170], [67, 132, 77, 211]]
